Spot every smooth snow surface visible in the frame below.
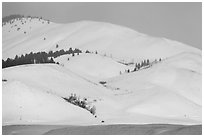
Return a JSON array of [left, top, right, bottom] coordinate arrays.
[[2, 18, 202, 126], [54, 53, 129, 79], [3, 19, 200, 61]]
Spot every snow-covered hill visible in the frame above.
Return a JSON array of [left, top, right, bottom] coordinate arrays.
[[2, 17, 202, 126], [3, 18, 201, 61], [54, 53, 130, 79]]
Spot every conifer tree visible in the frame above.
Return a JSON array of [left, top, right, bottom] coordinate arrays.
[[138, 63, 141, 70], [135, 63, 138, 71], [147, 59, 150, 65], [144, 60, 147, 66], [50, 57, 55, 63], [127, 69, 130, 73], [141, 61, 144, 67]]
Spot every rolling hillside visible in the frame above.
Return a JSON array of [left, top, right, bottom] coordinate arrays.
[[2, 17, 202, 126]]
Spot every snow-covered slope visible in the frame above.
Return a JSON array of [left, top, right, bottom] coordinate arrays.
[[2, 64, 114, 125], [3, 57, 201, 125], [2, 18, 202, 126], [54, 53, 129, 79], [3, 81, 98, 125], [3, 19, 201, 62], [105, 52, 201, 122]]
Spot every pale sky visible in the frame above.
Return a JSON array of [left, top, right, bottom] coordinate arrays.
[[2, 2, 202, 49]]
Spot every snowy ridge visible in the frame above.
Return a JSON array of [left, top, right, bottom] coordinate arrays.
[[3, 19, 200, 60]]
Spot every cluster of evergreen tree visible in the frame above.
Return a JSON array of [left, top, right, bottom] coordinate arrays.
[[2, 52, 55, 68], [122, 58, 162, 74], [49, 47, 82, 58], [63, 93, 96, 115], [2, 47, 82, 68], [2, 14, 24, 26], [3, 15, 51, 27], [132, 58, 162, 72], [133, 59, 150, 71]]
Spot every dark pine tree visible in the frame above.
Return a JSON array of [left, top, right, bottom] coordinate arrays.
[[48, 51, 53, 57], [147, 59, 150, 65], [68, 47, 73, 54], [135, 63, 138, 70], [49, 57, 55, 63], [141, 61, 144, 68], [85, 50, 90, 53], [144, 60, 147, 66], [2, 60, 6, 68], [137, 63, 141, 70]]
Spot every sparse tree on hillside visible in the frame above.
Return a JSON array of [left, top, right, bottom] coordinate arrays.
[[147, 59, 150, 65], [137, 63, 141, 70], [141, 61, 144, 67], [144, 60, 147, 66], [85, 50, 90, 53]]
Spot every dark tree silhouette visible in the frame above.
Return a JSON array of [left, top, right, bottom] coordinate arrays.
[[2, 48, 82, 68], [137, 63, 141, 70], [85, 50, 90, 53], [144, 60, 147, 66], [147, 59, 150, 65]]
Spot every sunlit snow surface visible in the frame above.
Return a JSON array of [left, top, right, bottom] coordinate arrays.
[[2, 18, 202, 126]]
